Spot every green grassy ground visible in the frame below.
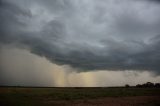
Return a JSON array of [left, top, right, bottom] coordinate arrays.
[[0, 87, 160, 106]]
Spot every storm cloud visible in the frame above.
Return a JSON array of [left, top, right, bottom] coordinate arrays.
[[1, 46, 160, 87], [1, 0, 160, 74]]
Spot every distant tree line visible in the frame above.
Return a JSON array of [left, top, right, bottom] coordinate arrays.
[[136, 82, 160, 88], [125, 82, 160, 88]]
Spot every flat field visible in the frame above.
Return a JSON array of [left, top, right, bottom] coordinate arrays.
[[0, 87, 160, 106]]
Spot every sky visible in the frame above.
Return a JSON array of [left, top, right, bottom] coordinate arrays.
[[0, 0, 160, 87]]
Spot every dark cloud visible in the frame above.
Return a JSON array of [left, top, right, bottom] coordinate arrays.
[[0, 0, 160, 74], [147, 0, 160, 3]]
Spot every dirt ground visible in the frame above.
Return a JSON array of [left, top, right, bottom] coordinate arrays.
[[45, 96, 160, 106]]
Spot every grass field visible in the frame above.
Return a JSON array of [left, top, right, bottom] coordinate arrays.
[[0, 87, 160, 106]]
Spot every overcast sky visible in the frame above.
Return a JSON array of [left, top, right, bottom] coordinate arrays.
[[0, 0, 160, 86]]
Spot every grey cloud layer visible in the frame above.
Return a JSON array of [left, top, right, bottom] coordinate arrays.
[[0, 0, 160, 73]]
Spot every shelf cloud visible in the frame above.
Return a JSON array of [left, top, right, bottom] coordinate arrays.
[[1, 0, 160, 74]]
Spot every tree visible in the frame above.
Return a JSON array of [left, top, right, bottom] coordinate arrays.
[[155, 83, 160, 88], [125, 84, 130, 88], [136, 84, 142, 88], [145, 82, 154, 87]]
